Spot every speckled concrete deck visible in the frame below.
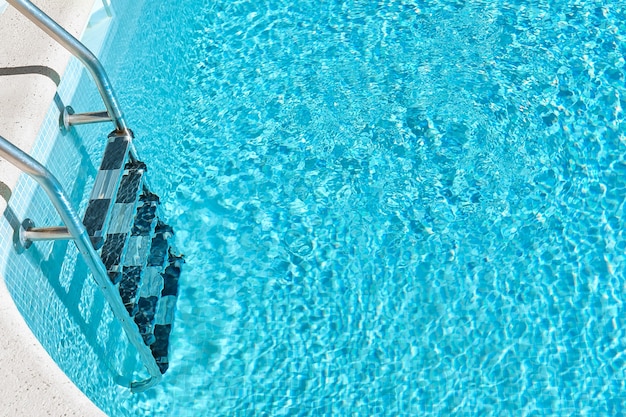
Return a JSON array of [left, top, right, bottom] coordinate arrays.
[[0, 1, 107, 415]]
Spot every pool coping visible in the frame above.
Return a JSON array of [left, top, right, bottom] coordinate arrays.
[[0, 1, 107, 415]]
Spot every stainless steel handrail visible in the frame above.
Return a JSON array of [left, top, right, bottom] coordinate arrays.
[[23, 225, 71, 241], [6, 0, 129, 135], [4, 0, 160, 391], [102, 0, 113, 18], [0, 134, 161, 392]]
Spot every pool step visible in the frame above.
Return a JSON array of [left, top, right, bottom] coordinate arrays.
[[83, 133, 183, 377], [119, 191, 159, 315], [100, 160, 147, 284], [83, 132, 133, 250], [152, 252, 183, 373]]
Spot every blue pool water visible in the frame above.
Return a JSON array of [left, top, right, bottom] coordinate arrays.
[[97, 0, 626, 414]]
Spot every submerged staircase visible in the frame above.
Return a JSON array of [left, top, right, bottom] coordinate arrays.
[[5, 0, 183, 392], [82, 131, 183, 375]]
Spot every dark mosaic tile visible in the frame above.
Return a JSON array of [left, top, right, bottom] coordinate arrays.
[[100, 233, 127, 271], [142, 190, 160, 204], [131, 203, 157, 236], [126, 160, 147, 171], [140, 331, 155, 346], [83, 198, 110, 236], [90, 236, 104, 250], [108, 271, 122, 285], [119, 266, 142, 315], [150, 324, 172, 374], [135, 296, 158, 345], [116, 170, 143, 204], [161, 255, 184, 297], [147, 232, 168, 267], [155, 222, 174, 236], [100, 136, 129, 170], [135, 296, 158, 323]]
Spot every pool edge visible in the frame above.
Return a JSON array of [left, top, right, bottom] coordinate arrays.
[[0, 277, 107, 416], [0, 1, 107, 415]]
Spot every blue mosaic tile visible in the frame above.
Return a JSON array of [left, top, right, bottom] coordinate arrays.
[[155, 295, 176, 325], [107, 203, 137, 235], [123, 235, 151, 266], [138, 268, 164, 299], [89, 168, 121, 201]]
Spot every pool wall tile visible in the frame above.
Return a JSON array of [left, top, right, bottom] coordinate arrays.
[[0, 52, 135, 413]]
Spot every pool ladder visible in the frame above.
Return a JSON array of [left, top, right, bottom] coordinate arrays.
[[1, 0, 183, 392]]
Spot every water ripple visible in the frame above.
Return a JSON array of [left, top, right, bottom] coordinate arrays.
[[102, 0, 626, 415]]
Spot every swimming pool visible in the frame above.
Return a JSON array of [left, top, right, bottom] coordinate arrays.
[[64, 0, 626, 414]]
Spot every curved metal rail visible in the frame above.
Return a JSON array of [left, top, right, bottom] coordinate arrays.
[[7, 0, 129, 135], [0, 135, 161, 391], [4, 0, 159, 391]]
